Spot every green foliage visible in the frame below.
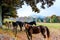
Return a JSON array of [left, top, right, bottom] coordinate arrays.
[[45, 15, 60, 23], [50, 15, 57, 23], [1, 0, 55, 24], [37, 18, 40, 22], [40, 19, 43, 22], [50, 15, 60, 23], [46, 17, 50, 23], [2, 0, 55, 13], [2, 0, 55, 18]]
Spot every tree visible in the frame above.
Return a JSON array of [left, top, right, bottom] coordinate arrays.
[[37, 18, 41, 22], [45, 17, 50, 23], [2, 0, 55, 13], [1, 0, 55, 24], [50, 15, 57, 23], [0, 6, 2, 28], [1, 0, 55, 17]]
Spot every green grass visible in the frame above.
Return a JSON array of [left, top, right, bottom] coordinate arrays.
[[37, 23, 60, 29]]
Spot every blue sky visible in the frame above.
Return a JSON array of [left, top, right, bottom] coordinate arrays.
[[17, 0, 60, 17]]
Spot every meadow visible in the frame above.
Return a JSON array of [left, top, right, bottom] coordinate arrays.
[[0, 23, 60, 40], [37, 23, 60, 29]]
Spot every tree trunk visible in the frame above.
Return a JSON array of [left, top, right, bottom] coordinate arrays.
[[0, 6, 2, 28]]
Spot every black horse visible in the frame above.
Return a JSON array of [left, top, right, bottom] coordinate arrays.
[[24, 23, 50, 40], [12, 22, 18, 37], [12, 21, 24, 37], [24, 21, 36, 26], [16, 21, 24, 31], [5, 21, 12, 29]]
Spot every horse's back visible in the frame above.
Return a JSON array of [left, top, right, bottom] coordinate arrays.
[[30, 25, 45, 34], [16, 21, 23, 24], [12, 22, 18, 27], [32, 26, 40, 34], [28, 21, 36, 25]]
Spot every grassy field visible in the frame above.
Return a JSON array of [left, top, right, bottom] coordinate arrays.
[[1, 23, 60, 40], [37, 23, 60, 29]]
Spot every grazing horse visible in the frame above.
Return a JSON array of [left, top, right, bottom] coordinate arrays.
[[16, 21, 24, 31], [5, 21, 11, 29], [12, 21, 24, 36], [24, 23, 50, 40], [12, 22, 18, 37]]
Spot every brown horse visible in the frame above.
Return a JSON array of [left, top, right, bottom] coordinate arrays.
[[24, 23, 50, 40], [5, 21, 12, 29]]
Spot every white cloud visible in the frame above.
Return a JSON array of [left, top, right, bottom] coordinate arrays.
[[17, 0, 60, 17]]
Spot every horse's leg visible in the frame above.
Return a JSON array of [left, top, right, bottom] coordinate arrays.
[[15, 26, 17, 37], [30, 34, 32, 40], [26, 30, 30, 40], [28, 32, 32, 40], [29, 29, 33, 40], [12, 27, 15, 32], [6, 23, 9, 30], [13, 26, 17, 37], [7, 24, 9, 29], [8, 23, 11, 29], [20, 25, 22, 31], [21, 25, 23, 31], [45, 27, 50, 40], [41, 30, 46, 40], [27, 33, 30, 40]]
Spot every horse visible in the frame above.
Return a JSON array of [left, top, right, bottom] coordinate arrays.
[[24, 21, 36, 26], [24, 23, 50, 40], [16, 21, 36, 31], [11, 21, 24, 37], [5, 21, 12, 29], [12, 22, 18, 37], [16, 21, 24, 31]]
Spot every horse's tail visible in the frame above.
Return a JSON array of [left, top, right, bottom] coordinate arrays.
[[45, 27, 50, 38]]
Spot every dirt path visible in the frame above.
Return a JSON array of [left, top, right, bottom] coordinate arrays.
[[0, 28, 60, 40], [16, 28, 60, 40], [49, 28, 60, 40]]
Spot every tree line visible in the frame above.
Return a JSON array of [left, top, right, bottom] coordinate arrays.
[[39, 15, 60, 23]]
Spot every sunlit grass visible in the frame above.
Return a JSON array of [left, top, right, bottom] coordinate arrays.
[[37, 23, 60, 29], [0, 26, 15, 37]]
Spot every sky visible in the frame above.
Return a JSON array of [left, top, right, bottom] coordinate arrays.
[[17, 0, 60, 17]]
